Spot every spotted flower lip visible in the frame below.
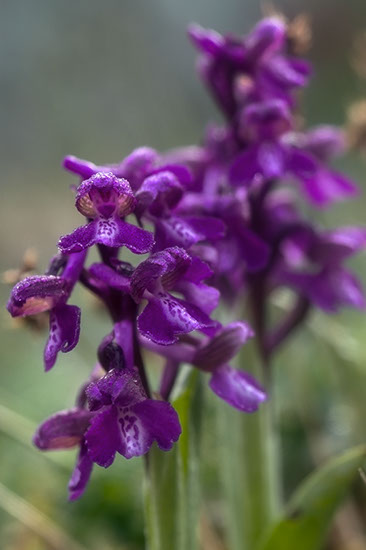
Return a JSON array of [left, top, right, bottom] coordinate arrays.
[[58, 172, 154, 255], [85, 367, 181, 465]]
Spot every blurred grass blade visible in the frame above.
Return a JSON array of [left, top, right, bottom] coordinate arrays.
[[0, 402, 37, 446], [144, 370, 202, 550], [0, 401, 68, 468], [0, 481, 88, 550], [258, 445, 366, 550]]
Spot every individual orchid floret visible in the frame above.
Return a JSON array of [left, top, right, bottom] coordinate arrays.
[[191, 322, 266, 412], [130, 247, 220, 345], [277, 226, 366, 312], [58, 172, 154, 255], [142, 321, 266, 412], [7, 251, 86, 370], [33, 407, 95, 500], [197, 322, 267, 412], [230, 98, 357, 206], [85, 367, 181, 465]]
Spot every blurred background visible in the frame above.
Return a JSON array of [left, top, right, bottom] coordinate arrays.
[[2, 0, 366, 548]]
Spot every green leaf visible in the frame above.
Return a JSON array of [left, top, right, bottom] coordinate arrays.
[[258, 445, 366, 550], [144, 370, 203, 550]]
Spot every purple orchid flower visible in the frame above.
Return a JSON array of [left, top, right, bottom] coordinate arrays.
[[130, 247, 220, 345], [85, 247, 220, 345], [85, 367, 181, 466], [276, 226, 366, 312], [230, 98, 357, 206], [34, 362, 182, 499], [7, 251, 86, 370], [58, 172, 154, 255], [142, 321, 266, 412], [193, 322, 267, 411]]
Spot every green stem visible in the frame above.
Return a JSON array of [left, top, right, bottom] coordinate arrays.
[[240, 344, 281, 548], [144, 371, 203, 550], [144, 445, 179, 550]]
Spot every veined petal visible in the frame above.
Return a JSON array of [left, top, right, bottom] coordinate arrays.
[[33, 408, 93, 450], [61, 218, 154, 253], [68, 441, 94, 501], [59, 222, 98, 254], [88, 263, 131, 292], [132, 399, 181, 452], [44, 304, 81, 371], [209, 365, 266, 412], [85, 405, 121, 467], [7, 275, 68, 317], [137, 293, 217, 345]]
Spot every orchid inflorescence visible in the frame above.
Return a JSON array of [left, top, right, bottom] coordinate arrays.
[[7, 16, 366, 500]]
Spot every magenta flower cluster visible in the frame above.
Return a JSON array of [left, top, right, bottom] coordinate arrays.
[[7, 16, 366, 500]]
